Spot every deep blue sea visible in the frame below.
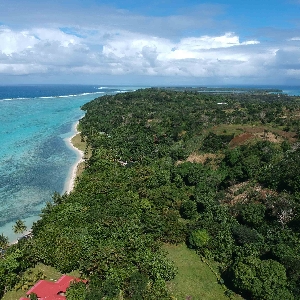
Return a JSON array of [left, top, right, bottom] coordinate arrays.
[[0, 85, 140, 242], [0, 84, 299, 242]]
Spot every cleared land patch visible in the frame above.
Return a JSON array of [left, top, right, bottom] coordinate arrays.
[[205, 124, 297, 148], [71, 133, 91, 178], [221, 181, 277, 207], [186, 153, 218, 164], [163, 243, 240, 300]]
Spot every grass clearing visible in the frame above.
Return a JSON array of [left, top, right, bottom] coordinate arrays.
[[71, 133, 91, 179], [71, 133, 86, 152], [71, 133, 92, 159], [163, 243, 240, 300], [210, 124, 245, 136], [211, 124, 296, 141]]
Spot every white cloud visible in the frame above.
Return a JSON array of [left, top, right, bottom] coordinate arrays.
[[0, 15, 299, 84], [286, 69, 300, 76], [99, 31, 265, 78], [0, 2, 229, 39], [1, 0, 300, 84], [0, 63, 47, 75], [177, 33, 259, 51], [31, 28, 80, 46], [0, 27, 38, 55]]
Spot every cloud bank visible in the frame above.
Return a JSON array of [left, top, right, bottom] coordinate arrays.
[[0, 1, 300, 85]]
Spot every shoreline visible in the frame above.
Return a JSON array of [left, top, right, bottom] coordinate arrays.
[[64, 121, 85, 194], [9, 121, 84, 245]]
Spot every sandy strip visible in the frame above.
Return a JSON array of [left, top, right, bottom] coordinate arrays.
[[64, 121, 84, 193], [10, 229, 33, 245]]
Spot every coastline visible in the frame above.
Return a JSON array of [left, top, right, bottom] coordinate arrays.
[[9, 121, 84, 245], [64, 121, 85, 193]]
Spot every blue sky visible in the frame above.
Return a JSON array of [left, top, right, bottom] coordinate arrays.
[[0, 0, 300, 85]]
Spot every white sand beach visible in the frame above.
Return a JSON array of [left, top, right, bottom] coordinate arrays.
[[64, 121, 85, 193]]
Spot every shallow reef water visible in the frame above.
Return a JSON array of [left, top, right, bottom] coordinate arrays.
[[0, 85, 136, 241]]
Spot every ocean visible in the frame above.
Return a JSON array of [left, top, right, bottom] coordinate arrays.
[[0, 85, 140, 242], [0, 84, 299, 242], [281, 86, 300, 96]]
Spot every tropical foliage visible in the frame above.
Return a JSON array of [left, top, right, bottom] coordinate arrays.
[[1, 88, 300, 299]]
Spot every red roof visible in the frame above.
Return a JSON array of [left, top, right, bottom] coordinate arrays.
[[20, 275, 86, 300]]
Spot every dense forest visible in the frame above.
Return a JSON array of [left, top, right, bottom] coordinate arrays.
[[1, 88, 300, 299]]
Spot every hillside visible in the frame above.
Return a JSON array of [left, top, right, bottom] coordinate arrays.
[[1, 88, 300, 299]]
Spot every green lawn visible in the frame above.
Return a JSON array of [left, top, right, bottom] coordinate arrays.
[[163, 243, 240, 300], [71, 133, 86, 152], [2, 245, 239, 300], [71, 133, 91, 179]]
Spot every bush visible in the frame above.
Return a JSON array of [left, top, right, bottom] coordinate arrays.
[[180, 200, 197, 219], [188, 229, 210, 249], [232, 224, 263, 245], [239, 203, 266, 227], [231, 256, 293, 300]]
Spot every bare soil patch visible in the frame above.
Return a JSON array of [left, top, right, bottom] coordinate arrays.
[[221, 181, 276, 207], [176, 153, 222, 168], [186, 153, 218, 164], [229, 133, 254, 148], [253, 131, 282, 143], [227, 126, 297, 148]]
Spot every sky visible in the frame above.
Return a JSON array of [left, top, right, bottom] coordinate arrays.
[[0, 0, 300, 86]]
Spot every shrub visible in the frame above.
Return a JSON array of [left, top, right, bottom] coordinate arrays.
[[188, 229, 210, 249]]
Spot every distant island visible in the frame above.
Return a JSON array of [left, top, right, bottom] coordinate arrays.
[[153, 86, 283, 94]]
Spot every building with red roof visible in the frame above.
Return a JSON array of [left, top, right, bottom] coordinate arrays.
[[19, 275, 86, 300]]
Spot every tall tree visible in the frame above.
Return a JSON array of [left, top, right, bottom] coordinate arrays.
[[13, 219, 27, 234], [0, 233, 9, 250]]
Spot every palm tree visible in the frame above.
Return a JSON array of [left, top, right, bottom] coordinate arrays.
[[0, 233, 9, 249], [13, 219, 27, 234]]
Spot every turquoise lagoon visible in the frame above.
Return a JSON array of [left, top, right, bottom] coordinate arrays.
[[0, 85, 137, 241]]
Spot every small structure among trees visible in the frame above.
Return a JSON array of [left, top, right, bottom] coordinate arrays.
[[19, 275, 87, 300]]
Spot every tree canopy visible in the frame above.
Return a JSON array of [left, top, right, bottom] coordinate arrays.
[[2, 88, 300, 299]]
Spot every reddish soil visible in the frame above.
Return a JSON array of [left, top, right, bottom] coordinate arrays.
[[228, 126, 297, 148], [229, 133, 254, 148]]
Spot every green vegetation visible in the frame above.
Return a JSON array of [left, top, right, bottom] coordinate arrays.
[[1, 88, 300, 299], [0, 234, 8, 250], [164, 243, 236, 300], [13, 220, 27, 235], [2, 263, 79, 300], [71, 133, 91, 178], [71, 133, 86, 152]]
